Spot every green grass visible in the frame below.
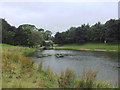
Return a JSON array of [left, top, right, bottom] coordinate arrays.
[[0, 44, 14, 47], [53, 44, 59, 47], [1, 44, 37, 56], [2, 44, 118, 88], [2, 44, 58, 88], [55, 43, 118, 51]]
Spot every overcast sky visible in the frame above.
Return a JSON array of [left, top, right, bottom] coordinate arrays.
[[0, 1, 118, 35]]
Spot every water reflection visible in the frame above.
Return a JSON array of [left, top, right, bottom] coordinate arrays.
[[31, 50, 119, 85]]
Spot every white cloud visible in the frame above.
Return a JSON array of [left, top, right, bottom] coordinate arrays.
[[0, 2, 118, 35], [0, 0, 119, 2]]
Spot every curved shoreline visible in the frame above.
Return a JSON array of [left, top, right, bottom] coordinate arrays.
[[79, 48, 117, 52], [55, 47, 117, 52]]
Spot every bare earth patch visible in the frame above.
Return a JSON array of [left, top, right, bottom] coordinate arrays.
[[94, 49, 107, 51], [79, 48, 91, 51], [79, 48, 117, 52], [109, 50, 117, 52]]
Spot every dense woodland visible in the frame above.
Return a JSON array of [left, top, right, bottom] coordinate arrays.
[[54, 19, 120, 44], [2, 19, 53, 47], [1, 18, 120, 47]]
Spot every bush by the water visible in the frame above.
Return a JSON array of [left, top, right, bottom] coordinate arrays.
[[57, 68, 115, 88]]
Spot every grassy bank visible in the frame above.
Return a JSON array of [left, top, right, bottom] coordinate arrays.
[[1, 44, 58, 88], [55, 43, 118, 51], [1, 44, 118, 88]]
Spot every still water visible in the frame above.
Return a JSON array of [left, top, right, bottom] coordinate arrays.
[[31, 50, 119, 85]]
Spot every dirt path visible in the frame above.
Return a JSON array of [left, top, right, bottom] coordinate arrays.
[[79, 48, 117, 52]]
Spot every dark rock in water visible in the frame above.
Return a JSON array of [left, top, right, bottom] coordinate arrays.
[[37, 54, 52, 58], [37, 53, 74, 58], [43, 54, 48, 57], [37, 55, 43, 58], [55, 54, 64, 58], [47, 54, 52, 56], [55, 53, 74, 58]]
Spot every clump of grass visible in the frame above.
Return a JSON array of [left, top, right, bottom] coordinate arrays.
[[46, 66, 56, 83], [78, 68, 115, 88], [2, 48, 34, 69], [38, 60, 43, 72], [57, 68, 76, 88], [78, 68, 99, 88], [57, 67, 115, 88]]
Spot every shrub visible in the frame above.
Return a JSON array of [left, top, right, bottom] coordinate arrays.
[[46, 66, 55, 82], [38, 60, 43, 72], [78, 68, 99, 88], [58, 68, 76, 88]]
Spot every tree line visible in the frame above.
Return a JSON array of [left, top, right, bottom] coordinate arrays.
[[2, 19, 53, 47], [54, 19, 120, 44], [1, 18, 120, 47]]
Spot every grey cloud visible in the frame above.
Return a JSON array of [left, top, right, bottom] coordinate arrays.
[[0, 2, 118, 35]]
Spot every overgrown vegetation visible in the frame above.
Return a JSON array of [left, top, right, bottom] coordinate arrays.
[[57, 68, 115, 88], [2, 44, 118, 88], [2, 44, 58, 88]]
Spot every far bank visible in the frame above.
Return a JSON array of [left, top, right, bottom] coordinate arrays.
[[54, 43, 118, 52]]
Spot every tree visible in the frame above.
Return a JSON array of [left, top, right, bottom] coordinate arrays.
[[63, 27, 76, 44], [73, 25, 88, 44], [90, 22, 105, 43], [31, 30, 43, 47], [14, 24, 43, 47], [1, 19, 48, 47], [105, 19, 120, 43], [14, 25, 32, 46], [43, 30, 52, 40], [38, 28, 44, 33], [54, 32, 64, 44], [2, 19, 16, 45]]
